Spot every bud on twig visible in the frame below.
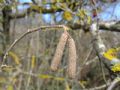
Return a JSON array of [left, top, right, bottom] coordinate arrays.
[[50, 31, 68, 71]]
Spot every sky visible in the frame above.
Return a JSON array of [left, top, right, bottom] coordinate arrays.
[[19, 0, 32, 3], [17, 0, 120, 23], [99, 2, 120, 21]]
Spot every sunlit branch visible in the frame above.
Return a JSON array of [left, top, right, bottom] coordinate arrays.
[[90, 21, 117, 77]]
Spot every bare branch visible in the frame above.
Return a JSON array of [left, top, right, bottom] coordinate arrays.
[[3, 3, 120, 32], [90, 21, 116, 76], [107, 77, 120, 90], [2, 25, 69, 65], [84, 82, 110, 90], [99, 21, 120, 32]]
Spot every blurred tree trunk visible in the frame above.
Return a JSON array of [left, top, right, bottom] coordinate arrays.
[[2, 6, 11, 50]]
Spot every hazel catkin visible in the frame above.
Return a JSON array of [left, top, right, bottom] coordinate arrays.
[[67, 36, 77, 78], [50, 31, 68, 71]]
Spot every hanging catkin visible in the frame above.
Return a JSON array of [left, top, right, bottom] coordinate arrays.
[[50, 31, 68, 71], [67, 36, 77, 78]]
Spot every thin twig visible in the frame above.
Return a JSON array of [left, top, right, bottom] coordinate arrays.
[[83, 82, 110, 90], [82, 47, 93, 66], [77, 47, 93, 75], [99, 58, 107, 84], [2, 25, 69, 66], [107, 77, 120, 90]]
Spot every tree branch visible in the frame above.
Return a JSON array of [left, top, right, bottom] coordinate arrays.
[[3, 3, 120, 32], [107, 77, 120, 90], [2, 25, 69, 65], [90, 21, 117, 77], [99, 21, 120, 32]]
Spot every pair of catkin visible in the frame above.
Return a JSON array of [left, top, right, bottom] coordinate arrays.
[[50, 31, 77, 78]]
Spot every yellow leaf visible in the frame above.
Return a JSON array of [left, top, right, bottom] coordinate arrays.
[[54, 77, 64, 81], [65, 82, 71, 90], [63, 11, 73, 21], [31, 55, 36, 69], [103, 48, 117, 61], [38, 74, 53, 79], [79, 80, 87, 88], [8, 51, 21, 65], [78, 9, 87, 19], [7, 85, 14, 90], [31, 5, 40, 10], [38, 74, 65, 81], [87, 16, 92, 25], [30, 5, 42, 12], [111, 63, 120, 72]]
